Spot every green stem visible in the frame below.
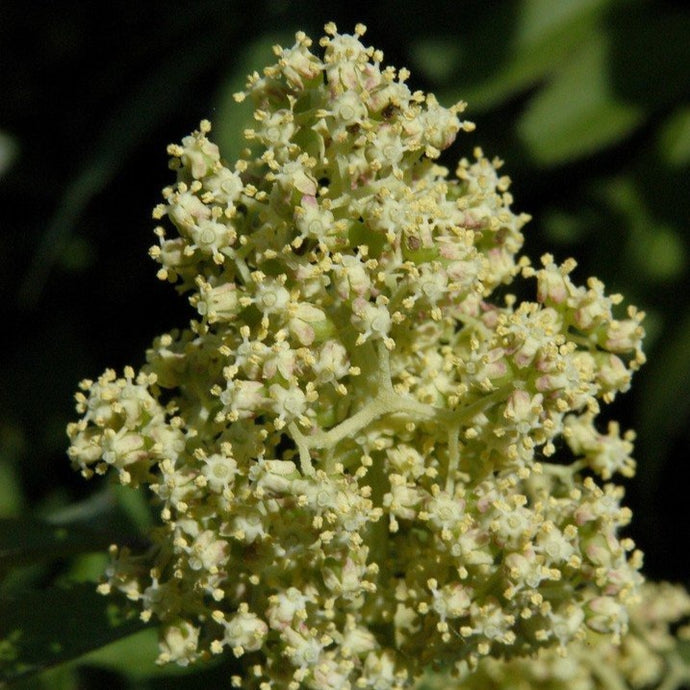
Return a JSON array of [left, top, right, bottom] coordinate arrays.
[[446, 424, 461, 493], [288, 339, 512, 480]]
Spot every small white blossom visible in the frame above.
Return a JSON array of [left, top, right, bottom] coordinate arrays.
[[217, 604, 269, 655], [201, 452, 238, 493]]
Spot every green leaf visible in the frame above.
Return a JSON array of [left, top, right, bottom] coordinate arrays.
[[110, 483, 154, 534], [79, 628, 239, 686], [409, 38, 464, 84], [659, 106, 690, 168], [76, 628, 162, 680], [64, 553, 109, 585], [541, 209, 590, 245], [517, 31, 644, 165], [596, 177, 687, 283], [630, 225, 686, 282], [79, 627, 212, 681], [0, 519, 114, 571], [0, 584, 148, 684], [432, 0, 614, 111]]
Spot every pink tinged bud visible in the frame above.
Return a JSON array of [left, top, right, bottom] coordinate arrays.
[[289, 303, 329, 346], [289, 319, 315, 347], [585, 596, 628, 635], [168, 192, 210, 233], [573, 301, 609, 331], [179, 130, 220, 179], [604, 565, 640, 596], [504, 389, 531, 422], [279, 39, 323, 89], [342, 625, 377, 655], [596, 353, 630, 391], [351, 297, 391, 340], [196, 283, 239, 322], [504, 552, 532, 580], [219, 380, 266, 419], [160, 621, 200, 666], [535, 372, 569, 392], [269, 383, 307, 421], [537, 267, 569, 305], [223, 608, 268, 654], [513, 336, 540, 368], [188, 530, 228, 571], [262, 341, 297, 380], [294, 172, 317, 197], [102, 431, 148, 468], [432, 584, 472, 620], [574, 502, 599, 526], [486, 247, 515, 283], [360, 63, 382, 91], [257, 460, 299, 494], [314, 340, 350, 381], [266, 587, 310, 631], [281, 627, 323, 667], [335, 255, 371, 299], [481, 348, 509, 380], [322, 558, 363, 596], [605, 319, 643, 353], [232, 510, 268, 544]]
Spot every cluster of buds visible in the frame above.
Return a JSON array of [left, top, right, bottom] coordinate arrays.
[[418, 582, 690, 689], [68, 23, 653, 689]]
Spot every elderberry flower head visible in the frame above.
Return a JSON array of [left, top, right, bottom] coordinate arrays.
[[68, 23, 648, 689]]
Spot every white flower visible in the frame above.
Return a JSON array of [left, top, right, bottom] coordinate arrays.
[[201, 452, 238, 492]]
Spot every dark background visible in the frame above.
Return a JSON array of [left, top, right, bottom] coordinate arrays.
[[1, 0, 689, 684]]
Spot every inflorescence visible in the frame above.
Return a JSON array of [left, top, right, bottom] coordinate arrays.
[[67, 23, 665, 689]]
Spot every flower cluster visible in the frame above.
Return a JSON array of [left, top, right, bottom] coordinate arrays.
[[417, 582, 690, 689], [68, 23, 651, 689]]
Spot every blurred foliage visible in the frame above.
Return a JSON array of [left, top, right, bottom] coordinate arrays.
[[1, 0, 689, 686]]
